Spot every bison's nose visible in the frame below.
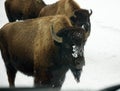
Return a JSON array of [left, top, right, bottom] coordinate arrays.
[[75, 56, 85, 69], [75, 60, 80, 65]]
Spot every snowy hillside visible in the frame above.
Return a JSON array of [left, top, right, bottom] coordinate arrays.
[[0, 0, 120, 90]]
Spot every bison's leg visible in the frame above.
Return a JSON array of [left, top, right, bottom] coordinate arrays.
[[0, 45, 17, 87], [53, 74, 65, 89], [34, 69, 52, 88], [6, 64, 17, 87], [2, 57, 17, 87]]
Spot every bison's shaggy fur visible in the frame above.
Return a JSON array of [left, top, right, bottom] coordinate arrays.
[[0, 15, 87, 88]]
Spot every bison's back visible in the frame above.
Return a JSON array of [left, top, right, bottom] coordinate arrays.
[[5, 0, 33, 17], [5, 0, 46, 22], [39, 0, 80, 18]]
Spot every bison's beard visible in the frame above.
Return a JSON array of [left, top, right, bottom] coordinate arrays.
[[70, 68, 82, 82]]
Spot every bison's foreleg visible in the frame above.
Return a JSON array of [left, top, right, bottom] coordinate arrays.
[[34, 68, 52, 88], [0, 45, 17, 87], [54, 76, 65, 88], [6, 64, 17, 87]]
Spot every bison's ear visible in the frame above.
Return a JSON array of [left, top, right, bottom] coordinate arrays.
[[70, 16, 77, 23]]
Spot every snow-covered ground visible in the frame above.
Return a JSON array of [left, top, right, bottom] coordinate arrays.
[[0, 0, 120, 90]]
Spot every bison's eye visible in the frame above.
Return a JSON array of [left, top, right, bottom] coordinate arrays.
[[64, 43, 71, 49], [81, 25, 85, 30]]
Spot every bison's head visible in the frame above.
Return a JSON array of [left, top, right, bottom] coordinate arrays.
[[50, 26, 89, 82], [70, 9, 92, 37]]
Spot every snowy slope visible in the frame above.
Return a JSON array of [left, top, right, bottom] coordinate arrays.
[[0, 0, 120, 90]]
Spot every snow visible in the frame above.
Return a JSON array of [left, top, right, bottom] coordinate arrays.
[[0, 0, 120, 90]]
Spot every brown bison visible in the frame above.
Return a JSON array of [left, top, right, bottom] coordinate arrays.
[[39, 0, 92, 35], [5, 0, 46, 22], [0, 15, 89, 88]]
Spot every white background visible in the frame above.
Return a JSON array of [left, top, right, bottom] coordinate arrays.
[[0, 0, 120, 90]]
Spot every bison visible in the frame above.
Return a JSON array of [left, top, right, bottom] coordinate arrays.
[[39, 0, 92, 36], [0, 15, 89, 88], [5, 0, 46, 22]]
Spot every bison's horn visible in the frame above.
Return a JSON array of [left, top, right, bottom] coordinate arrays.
[[85, 31, 90, 40], [89, 9, 93, 16], [50, 25, 63, 43]]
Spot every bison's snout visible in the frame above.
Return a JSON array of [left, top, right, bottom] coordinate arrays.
[[75, 56, 85, 67]]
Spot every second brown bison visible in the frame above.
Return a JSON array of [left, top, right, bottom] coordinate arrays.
[[0, 15, 89, 88], [39, 0, 92, 34], [5, 0, 46, 22]]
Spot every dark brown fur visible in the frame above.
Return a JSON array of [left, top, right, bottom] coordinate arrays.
[[0, 15, 87, 88], [5, 0, 46, 22]]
